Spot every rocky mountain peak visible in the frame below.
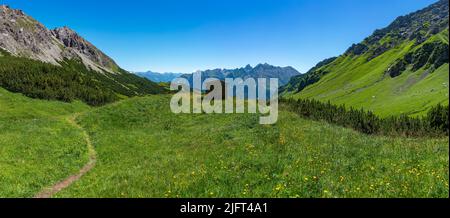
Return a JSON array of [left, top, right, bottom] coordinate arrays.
[[255, 63, 272, 69], [0, 5, 121, 74], [1, 5, 63, 65], [52, 26, 87, 49], [0, 5, 20, 15], [51, 26, 119, 73], [345, 0, 449, 58], [1, 5, 10, 13]]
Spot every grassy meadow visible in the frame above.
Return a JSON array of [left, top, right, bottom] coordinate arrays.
[[0, 88, 89, 197], [51, 95, 448, 198], [0, 88, 448, 198]]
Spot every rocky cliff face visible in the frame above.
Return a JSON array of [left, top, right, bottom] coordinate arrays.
[[0, 5, 120, 73], [0, 5, 63, 65], [51, 26, 119, 73]]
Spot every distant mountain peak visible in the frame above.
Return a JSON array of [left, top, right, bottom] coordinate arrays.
[[135, 71, 183, 83], [255, 63, 272, 68]]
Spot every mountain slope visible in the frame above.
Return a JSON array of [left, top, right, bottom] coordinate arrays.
[[282, 0, 449, 117], [0, 5, 165, 105], [51, 26, 121, 74], [0, 5, 119, 73], [280, 57, 337, 93], [182, 63, 300, 86]]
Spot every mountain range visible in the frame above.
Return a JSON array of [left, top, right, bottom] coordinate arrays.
[[135, 71, 183, 83], [281, 0, 449, 116], [181, 63, 300, 86]]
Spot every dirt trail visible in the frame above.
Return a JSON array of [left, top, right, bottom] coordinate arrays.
[[34, 114, 96, 198]]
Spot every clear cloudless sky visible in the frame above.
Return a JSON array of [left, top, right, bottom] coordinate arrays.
[[1, 0, 438, 73]]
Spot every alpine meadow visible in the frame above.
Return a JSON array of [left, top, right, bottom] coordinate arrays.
[[0, 0, 449, 199]]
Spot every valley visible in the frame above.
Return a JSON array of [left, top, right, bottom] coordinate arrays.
[[0, 1, 448, 199], [1, 87, 448, 198]]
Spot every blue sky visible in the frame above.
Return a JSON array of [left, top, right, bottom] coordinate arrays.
[[2, 0, 437, 73]]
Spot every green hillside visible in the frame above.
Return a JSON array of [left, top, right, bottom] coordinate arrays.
[[0, 87, 90, 197], [42, 95, 447, 198], [0, 49, 166, 106], [282, 1, 449, 117], [284, 35, 449, 117]]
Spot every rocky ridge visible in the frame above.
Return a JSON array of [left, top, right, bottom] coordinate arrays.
[[0, 5, 120, 74]]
